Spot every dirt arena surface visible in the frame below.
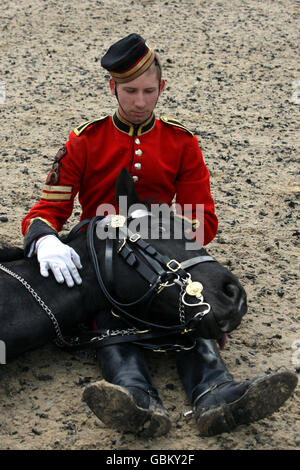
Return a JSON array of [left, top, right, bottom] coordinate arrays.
[[0, 0, 299, 451]]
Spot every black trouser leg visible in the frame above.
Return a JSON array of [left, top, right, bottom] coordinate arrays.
[[176, 337, 298, 436], [93, 309, 160, 408], [82, 311, 171, 437], [176, 337, 233, 405], [96, 342, 159, 408]]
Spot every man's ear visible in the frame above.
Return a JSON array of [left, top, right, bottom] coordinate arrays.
[[109, 77, 116, 96], [159, 79, 166, 95]]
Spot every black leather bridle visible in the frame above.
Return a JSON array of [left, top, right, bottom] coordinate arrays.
[[79, 214, 217, 352]]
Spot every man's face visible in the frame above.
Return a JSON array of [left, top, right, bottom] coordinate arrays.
[[109, 65, 165, 124]]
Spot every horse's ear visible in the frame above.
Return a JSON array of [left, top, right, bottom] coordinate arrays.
[[115, 168, 141, 212]]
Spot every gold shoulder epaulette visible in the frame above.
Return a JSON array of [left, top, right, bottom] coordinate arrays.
[[73, 116, 109, 136], [160, 116, 194, 136]]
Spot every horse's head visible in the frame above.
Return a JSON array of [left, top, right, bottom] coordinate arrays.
[[149, 220, 247, 341], [93, 168, 247, 344]]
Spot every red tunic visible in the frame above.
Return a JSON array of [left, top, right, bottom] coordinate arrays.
[[22, 112, 218, 245]]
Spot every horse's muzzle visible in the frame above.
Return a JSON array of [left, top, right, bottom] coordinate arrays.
[[188, 282, 247, 340], [218, 282, 248, 331]]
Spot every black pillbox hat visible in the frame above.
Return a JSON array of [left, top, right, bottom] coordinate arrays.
[[101, 33, 155, 83]]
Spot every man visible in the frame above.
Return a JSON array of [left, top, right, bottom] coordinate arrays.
[[22, 34, 218, 286], [22, 34, 297, 437]]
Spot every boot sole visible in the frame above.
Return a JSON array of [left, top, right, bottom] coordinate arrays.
[[82, 379, 171, 438], [196, 370, 298, 436]]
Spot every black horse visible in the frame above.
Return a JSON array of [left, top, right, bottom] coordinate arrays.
[[0, 169, 247, 361], [0, 169, 297, 437]]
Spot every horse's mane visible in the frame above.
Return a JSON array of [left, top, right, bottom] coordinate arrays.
[[141, 197, 164, 210], [0, 244, 24, 262], [141, 198, 194, 228]]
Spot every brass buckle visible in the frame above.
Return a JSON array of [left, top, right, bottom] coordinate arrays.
[[129, 233, 141, 243], [166, 259, 181, 272]]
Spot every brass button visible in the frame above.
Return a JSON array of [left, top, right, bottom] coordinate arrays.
[[134, 163, 142, 170], [135, 138, 141, 145], [135, 149, 143, 156], [132, 175, 139, 183]]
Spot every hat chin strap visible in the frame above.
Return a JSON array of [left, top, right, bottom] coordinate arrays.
[[113, 85, 128, 120], [114, 84, 120, 103]]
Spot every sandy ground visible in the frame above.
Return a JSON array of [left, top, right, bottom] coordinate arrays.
[[0, 0, 299, 451]]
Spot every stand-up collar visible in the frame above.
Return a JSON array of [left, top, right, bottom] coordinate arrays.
[[112, 110, 156, 136]]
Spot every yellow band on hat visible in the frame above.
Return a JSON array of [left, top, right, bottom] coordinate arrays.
[[110, 47, 155, 83]]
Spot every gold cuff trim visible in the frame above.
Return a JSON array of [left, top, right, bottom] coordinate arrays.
[[43, 185, 72, 193], [41, 192, 72, 200]]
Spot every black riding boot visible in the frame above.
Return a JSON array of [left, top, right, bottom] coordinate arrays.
[[83, 339, 171, 437], [176, 338, 297, 436]]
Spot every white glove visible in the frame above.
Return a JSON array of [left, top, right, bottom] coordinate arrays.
[[36, 235, 82, 288]]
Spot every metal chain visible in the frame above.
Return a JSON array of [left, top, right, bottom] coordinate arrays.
[[0, 265, 146, 348], [90, 327, 196, 353], [179, 282, 186, 324], [90, 327, 146, 344], [0, 263, 74, 347]]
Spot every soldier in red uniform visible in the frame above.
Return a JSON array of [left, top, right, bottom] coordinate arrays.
[[21, 34, 297, 437], [22, 41, 218, 285]]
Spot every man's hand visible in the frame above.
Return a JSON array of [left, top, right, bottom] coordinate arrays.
[[36, 235, 82, 287]]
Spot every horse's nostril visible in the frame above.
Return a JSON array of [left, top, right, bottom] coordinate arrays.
[[224, 283, 240, 300], [223, 283, 247, 315]]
